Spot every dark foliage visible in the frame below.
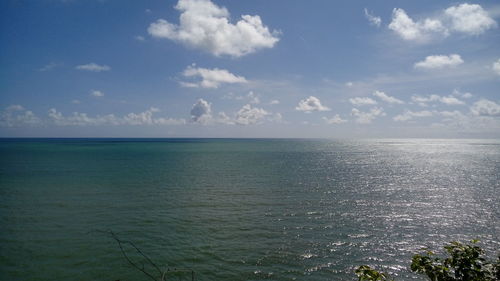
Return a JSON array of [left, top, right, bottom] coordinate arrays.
[[356, 240, 499, 281]]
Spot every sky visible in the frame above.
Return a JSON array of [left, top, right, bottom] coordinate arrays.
[[1, 0, 499, 138]]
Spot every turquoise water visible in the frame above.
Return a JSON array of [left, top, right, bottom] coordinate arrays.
[[0, 138, 498, 280]]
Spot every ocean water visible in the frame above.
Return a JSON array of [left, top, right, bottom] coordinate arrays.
[[0, 138, 498, 281]]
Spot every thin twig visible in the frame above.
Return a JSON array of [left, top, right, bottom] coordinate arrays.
[[106, 230, 162, 281], [92, 230, 195, 281]]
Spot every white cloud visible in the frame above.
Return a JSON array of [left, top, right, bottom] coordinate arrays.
[[435, 109, 500, 133], [439, 110, 465, 118], [48, 108, 115, 126], [0, 105, 41, 127], [345, 82, 354, 87], [135, 35, 145, 41], [246, 91, 260, 104], [470, 99, 500, 116], [388, 4, 496, 42], [221, 92, 262, 105], [221, 92, 244, 100], [181, 65, 247, 88], [440, 95, 465, 105], [393, 110, 433, 122], [411, 94, 465, 106], [90, 90, 104, 97], [444, 3, 497, 35], [372, 90, 404, 104], [295, 96, 330, 112], [414, 54, 463, 69], [323, 114, 347, 124], [71, 99, 81, 104], [411, 94, 439, 106], [438, 110, 470, 127], [349, 97, 377, 106], [39, 62, 62, 72], [452, 89, 473, 99], [234, 104, 269, 125], [270, 112, 283, 123], [75, 63, 111, 72], [493, 59, 500, 76], [216, 112, 234, 125], [6, 105, 24, 111], [388, 8, 447, 41], [190, 98, 212, 124], [364, 8, 381, 27], [188, 101, 275, 126], [123, 107, 160, 125], [269, 100, 280, 105], [351, 107, 385, 124], [148, 0, 279, 57], [47, 107, 185, 126]]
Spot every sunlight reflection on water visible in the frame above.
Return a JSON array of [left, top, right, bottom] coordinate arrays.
[[0, 138, 498, 280]]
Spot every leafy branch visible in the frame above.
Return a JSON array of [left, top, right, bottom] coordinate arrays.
[[356, 240, 499, 281]]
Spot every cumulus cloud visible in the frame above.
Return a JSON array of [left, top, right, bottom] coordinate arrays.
[[388, 8, 447, 41], [393, 110, 433, 122], [188, 99, 274, 125], [234, 104, 269, 125], [470, 99, 500, 116], [411, 94, 465, 106], [75, 63, 111, 72], [0, 105, 41, 127], [190, 98, 212, 124], [216, 112, 234, 125], [364, 8, 381, 27], [439, 110, 466, 118], [437, 110, 469, 128], [452, 89, 473, 99], [435, 109, 500, 133], [444, 3, 497, 35], [440, 95, 466, 105], [414, 54, 463, 69], [295, 96, 330, 112], [48, 109, 116, 126], [246, 91, 260, 104], [462, 93, 473, 99], [411, 95, 440, 106], [90, 90, 104, 97], [351, 107, 385, 124], [270, 112, 283, 123], [323, 114, 347, 124], [0, 105, 186, 127], [47, 107, 185, 126], [493, 59, 500, 76], [180, 65, 247, 88], [6, 105, 24, 111], [388, 4, 496, 42], [148, 0, 279, 57], [269, 100, 280, 105], [124, 107, 162, 125], [372, 90, 404, 104], [349, 97, 377, 106]]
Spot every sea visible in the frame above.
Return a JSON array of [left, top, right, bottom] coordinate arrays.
[[0, 138, 498, 281]]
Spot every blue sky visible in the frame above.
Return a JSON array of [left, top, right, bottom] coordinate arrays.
[[1, 0, 499, 138]]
